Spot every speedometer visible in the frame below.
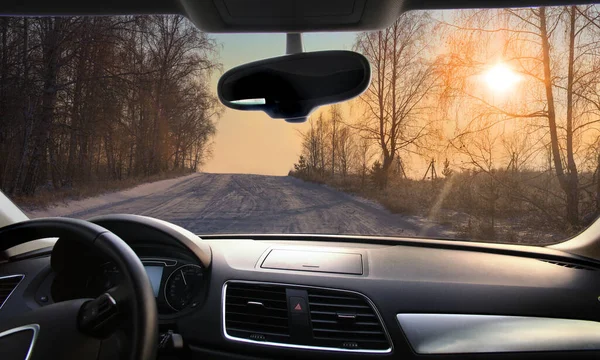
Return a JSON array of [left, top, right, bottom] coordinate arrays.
[[164, 264, 204, 311]]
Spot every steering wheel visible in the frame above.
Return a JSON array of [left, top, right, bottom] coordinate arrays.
[[0, 218, 158, 360]]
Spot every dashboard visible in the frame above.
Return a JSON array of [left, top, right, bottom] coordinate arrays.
[[2, 215, 600, 360]]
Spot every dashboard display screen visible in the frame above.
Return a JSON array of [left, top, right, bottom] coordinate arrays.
[[144, 266, 164, 297]]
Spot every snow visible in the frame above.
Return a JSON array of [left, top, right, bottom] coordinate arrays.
[[27, 173, 201, 218], [27, 173, 454, 238]]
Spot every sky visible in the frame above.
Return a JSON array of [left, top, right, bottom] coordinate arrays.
[[203, 32, 357, 175]]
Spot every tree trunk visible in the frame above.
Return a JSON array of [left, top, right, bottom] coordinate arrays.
[[596, 152, 600, 213], [11, 18, 30, 194], [331, 108, 337, 177], [66, 31, 88, 187], [564, 6, 579, 227], [0, 18, 7, 119], [22, 18, 61, 195], [0, 18, 8, 189], [540, 7, 578, 226], [381, 154, 394, 189]]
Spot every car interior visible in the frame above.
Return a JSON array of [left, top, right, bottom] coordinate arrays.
[[3, 0, 600, 360]]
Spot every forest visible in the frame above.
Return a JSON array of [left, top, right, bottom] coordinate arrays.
[[0, 16, 220, 200], [291, 6, 600, 244]]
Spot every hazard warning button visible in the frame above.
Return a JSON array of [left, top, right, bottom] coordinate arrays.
[[289, 297, 307, 314]]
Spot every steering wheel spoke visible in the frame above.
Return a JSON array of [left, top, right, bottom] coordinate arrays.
[[107, 284, 131, 309]]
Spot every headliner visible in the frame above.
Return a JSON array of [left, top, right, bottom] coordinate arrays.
[[0, 0, 594, 32]]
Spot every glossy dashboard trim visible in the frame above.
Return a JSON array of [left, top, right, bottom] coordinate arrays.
[[0, 324, 39, 360], [397, 313, 600, 354], [222, 280, 393, 354], [140, 257, 177, 267], [0, 274, 24, 310]]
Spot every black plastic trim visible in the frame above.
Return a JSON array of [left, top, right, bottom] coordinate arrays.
[[0, 274, 25, 310]]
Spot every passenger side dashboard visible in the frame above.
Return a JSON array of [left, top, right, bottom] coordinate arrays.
[[178, 237, 600, 359]]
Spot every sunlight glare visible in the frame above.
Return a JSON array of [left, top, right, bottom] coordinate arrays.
[[484, 64, 521, 93]]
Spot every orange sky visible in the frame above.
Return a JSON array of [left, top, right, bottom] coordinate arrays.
[[203, 110, 307, 175]]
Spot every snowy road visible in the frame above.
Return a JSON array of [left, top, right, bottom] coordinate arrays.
[[28, 173, 452, 238]]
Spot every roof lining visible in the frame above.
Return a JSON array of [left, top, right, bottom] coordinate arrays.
[[0, 0, 596, 32]]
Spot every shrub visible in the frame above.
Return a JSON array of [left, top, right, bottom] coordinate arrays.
[[370, 161, 386, 189]]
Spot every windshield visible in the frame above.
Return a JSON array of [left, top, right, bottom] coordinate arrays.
[[2, 6, 599, 245]]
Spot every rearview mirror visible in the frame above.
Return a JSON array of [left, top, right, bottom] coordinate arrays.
[[217, 50, 371, 123]]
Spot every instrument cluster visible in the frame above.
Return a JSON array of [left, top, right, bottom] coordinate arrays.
[[87, 257, 206, 314]]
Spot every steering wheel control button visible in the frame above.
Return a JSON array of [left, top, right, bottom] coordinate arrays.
[[159, 330, 184, 352], [78, 292, 119, 338], [290, 297, 307, 314]]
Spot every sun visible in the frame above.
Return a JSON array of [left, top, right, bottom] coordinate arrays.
[[484, 64, 521, 93]]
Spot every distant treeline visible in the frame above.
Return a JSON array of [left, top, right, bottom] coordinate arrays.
[[290, 106, 588, 243], [0, 16, 221, 196]]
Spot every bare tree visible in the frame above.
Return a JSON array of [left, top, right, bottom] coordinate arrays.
[[300, 113, 330, 177], [354, 12, 437, 188], [329, 104, 342, 176], [336, 125, 355, 178], [356, 137, 375, 188]]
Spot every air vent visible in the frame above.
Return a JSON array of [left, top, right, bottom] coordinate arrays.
[[225, 283, 290, 343], [307, 288, 390, 351], [539, 260, 597, 271], [0, 275, 24, 309]]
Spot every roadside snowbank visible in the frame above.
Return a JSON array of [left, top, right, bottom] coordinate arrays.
[[27, 173, 201, 218]]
